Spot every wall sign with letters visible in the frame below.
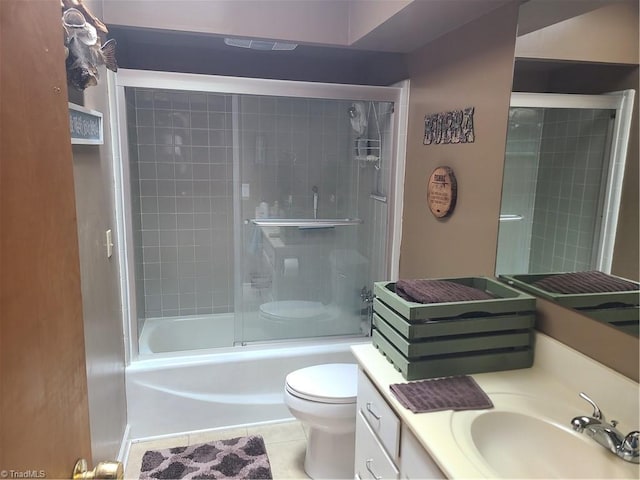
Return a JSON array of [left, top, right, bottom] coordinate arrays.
[[423, 107, 475, 145], [427, 166, 457, 218], [68, 102, 103, 145]]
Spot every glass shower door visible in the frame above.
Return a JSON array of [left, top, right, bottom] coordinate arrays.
[[122, 86, 239, 353], [116, 70, 402, 355], [234, 94, 393, 344], [496, 107, 545, 275]]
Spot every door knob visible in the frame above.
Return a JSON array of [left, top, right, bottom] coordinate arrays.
[[73, 459, 123, 480]]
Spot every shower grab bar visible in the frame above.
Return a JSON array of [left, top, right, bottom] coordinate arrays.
[[248, 218, 363, 227], [499, 214, 524, 221]]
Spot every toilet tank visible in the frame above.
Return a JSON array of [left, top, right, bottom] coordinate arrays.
[[330, 249, 369, 313]]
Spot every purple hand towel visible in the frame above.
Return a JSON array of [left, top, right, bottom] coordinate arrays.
[[394, 279, 495, 304], [390, 375, 493, 414], [532, 271, 639, 295]]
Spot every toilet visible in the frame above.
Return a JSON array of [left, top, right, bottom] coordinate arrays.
[[284, 363, 358, 479], [259, 249, 369, 338], [259, 300, 330, 338]]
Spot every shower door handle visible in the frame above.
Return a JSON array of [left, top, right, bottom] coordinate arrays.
[[499, 214, 523, 221], [249, 218, 363, 227]]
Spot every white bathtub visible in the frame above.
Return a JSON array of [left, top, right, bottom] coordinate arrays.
[[139, 314, 235, 354], [128, 315, 367, 438]]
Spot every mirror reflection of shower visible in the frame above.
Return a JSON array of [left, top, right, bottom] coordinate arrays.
[[496, 91, 635, 276]]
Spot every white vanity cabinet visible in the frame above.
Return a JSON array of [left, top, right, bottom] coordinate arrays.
[[355, 410, 400, 480], [355, 368, 445, 480], [355, 368, 400, 479], [400, 424, 446, 479]]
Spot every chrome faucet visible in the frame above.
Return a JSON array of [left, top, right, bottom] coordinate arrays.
[[360, 286, 374, 323], [571, 392, 639, 463]]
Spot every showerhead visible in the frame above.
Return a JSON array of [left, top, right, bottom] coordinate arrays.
[[349, 102, 367, 136], [509, 108, 537, 122]]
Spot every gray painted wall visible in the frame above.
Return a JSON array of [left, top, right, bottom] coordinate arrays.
[[70, 1, 127, 462]]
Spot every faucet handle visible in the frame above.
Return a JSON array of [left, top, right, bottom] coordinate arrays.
[[571, 415, 600, 432], [623, 431, 639, 449], [621, 431, 639, 463], [578, 392, 604, 421]]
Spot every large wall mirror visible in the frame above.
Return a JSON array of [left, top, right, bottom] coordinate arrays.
[[496, 90, 639, 338], [499, 1, 639, 379]]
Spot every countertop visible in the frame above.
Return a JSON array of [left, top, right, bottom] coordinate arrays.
[[351, 332, 639, 478]]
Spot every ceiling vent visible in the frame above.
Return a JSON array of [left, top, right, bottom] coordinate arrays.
[[224, 38, 298, 51]]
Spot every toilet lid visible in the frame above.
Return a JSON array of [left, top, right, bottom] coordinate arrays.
[[286, 363, 358, 404], [260, 301, 326, 321]]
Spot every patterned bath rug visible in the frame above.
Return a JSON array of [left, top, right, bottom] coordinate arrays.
[[139, 435, 273, 480]]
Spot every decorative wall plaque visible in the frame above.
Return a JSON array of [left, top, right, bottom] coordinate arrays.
[[423, 107, 475, 145], [427, 166, 457, 218], [68, 102, 103, 145]]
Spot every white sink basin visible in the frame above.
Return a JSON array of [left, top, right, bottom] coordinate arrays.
[[451, 393, 640, 478]]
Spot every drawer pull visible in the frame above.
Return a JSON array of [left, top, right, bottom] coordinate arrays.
[[366, 402, 381, 420], [365, 459, 382, 480]]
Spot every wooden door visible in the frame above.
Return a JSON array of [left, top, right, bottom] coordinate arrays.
[[1, 0, 92, 477]]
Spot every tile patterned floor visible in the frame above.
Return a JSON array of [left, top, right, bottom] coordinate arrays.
[[124, 420, 310, 479]]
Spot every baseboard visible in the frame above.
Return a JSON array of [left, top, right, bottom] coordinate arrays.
[[129, 416, 296, 445]]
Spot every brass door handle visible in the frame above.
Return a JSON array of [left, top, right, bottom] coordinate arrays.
[[73, 459, 123, 480]]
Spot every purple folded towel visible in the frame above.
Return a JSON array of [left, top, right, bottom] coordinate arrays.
[[394, 279, 495, 304], [532, 271, 639, 295], [390, 375, 493, 414]]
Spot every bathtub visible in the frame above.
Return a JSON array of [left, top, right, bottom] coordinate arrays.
[[128, 315, 367, 438], [139, 314, 235, 354]]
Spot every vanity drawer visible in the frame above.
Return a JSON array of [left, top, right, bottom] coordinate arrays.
[[399, 424, 445, 480], [355, 411, 399, 480], [357, 368, 400, 460]]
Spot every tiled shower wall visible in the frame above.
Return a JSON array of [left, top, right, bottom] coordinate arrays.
[[124, 97, 146, 335], [237, 96, 390, 298], [128, 88, 393, 323], [529, 108, 612, 272], [127, 88, 234, 318], [237, 95, 356, 306], [238, 96, 355, 220]]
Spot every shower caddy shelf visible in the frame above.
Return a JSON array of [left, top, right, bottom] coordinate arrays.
[[351, 101, 388, 203], [353, 101, 382, 170]]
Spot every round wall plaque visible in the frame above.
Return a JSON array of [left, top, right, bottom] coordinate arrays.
[[427, 166, 457, 218]]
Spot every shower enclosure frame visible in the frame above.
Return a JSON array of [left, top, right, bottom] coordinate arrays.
[[505, 90, 635, 274], [109, 69, 407, 361]]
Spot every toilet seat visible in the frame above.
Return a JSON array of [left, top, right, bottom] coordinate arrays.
[[285, 363, 357, 404], [259, 300, 327, 322]]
